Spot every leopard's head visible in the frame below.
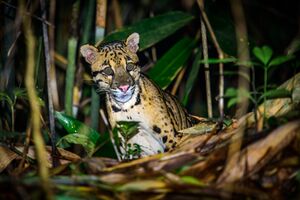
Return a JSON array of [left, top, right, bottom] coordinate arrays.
[[80, 33, 140, 103]]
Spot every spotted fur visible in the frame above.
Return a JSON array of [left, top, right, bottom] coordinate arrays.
[[80, 33, 194, 157]]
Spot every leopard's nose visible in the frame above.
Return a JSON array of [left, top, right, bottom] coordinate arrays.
[[118, 84, 130, 92]]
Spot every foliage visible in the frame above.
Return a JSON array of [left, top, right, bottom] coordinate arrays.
[[224, 46, 294, 118], [55, 112, 107, 156], [0, 0, 300, 199], [103, 11, 194, 50]]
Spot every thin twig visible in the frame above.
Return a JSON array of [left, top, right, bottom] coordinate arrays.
[[200, 18, 213, 118], [171, 68, 186, 95], [16, 119, 32, 173], [1, 1, 54, 27], [150, 11, 157, 62], [197, 0, 225, 120], [21, 0, 52, 198], [40, 0, 58, 167], [100, 109, 121, 161]]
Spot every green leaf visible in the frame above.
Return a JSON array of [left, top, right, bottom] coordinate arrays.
[[252, 46, 273, 66], [223, 71, 250, 82], [224, 87, 238, 97], [182, 48, 202, 105], [206, 3, 237, 55], [103, 11, 194, 51], [55, 112, 105, 156], [147, 37, 197, 89], [117, 180, 166, 192], [180, 176, 205, 186], [258, 88, 291, 103], [13, 88, 27, 99], [179, 121, 217, 135], [268, 55, 295, 68], [57, 134, 96, 156], [116, 121, 139, 141], [0, 93, 13, 106], [199, 57, 237, 64], [227, 98, 238, 108], [225, 88, 255, 108]]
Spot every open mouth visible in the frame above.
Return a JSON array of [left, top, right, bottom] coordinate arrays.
[[111, 86, 135, 103]]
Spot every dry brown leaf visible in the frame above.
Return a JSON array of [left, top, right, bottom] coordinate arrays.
[[15, 146, 81, 167], [103, 153, 163, 172], [99, 173, 129, 184], [117, 179, 168, 192], [178, 121, 217, 135], [83, 157, 119, 173], [0, 146, 20, 172], [217, 120, 300, 184]]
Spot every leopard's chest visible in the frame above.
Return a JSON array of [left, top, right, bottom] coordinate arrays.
[[106, 80, 178, 156], [108, 95, 167, 155]]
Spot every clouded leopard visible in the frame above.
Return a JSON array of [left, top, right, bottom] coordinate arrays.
[[80, 33, 194, 158]]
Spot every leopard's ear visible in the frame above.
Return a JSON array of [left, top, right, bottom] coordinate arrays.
[[80, 45, 99, 64], [126, 33, 140, 53]]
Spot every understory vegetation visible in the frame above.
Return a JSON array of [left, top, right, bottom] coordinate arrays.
[[0, 0, 300, 199]]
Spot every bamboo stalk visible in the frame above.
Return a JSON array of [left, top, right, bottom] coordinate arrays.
[[40, 0, 58, 167], [21, 1, 52, 198], [65, 38, 78, 116], [200, 17, 213, 118], [171, 68, 186, 95], [197, 0, 225, 120], [90, 0, 107, 130]]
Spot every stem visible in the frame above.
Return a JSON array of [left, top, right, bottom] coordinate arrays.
[[263, 68, 268, 119], [40, 0, 58, 167], [200, 17, 213, 118], [65, 38, 77, 116], [197, 0, 225, 120], [11, 104, 14, 132], [251, 66, 258, 132], [171, 68, 186, 95], [81, 0, 99, 129], [21, 0, 52, 197], [91, 0, 107, 129], [100, 109, 121, 161]]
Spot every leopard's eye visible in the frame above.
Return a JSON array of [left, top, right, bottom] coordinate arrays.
[[102, 67, 114, 76], [126, 64, 135, 71]]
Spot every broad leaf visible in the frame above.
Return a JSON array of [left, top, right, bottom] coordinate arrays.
[[147, 37, 197, 89], [224, 87, 238, 97], [117, 180, 167, 192], [225, 88, 255, 108], [199, 57, 237, 64], [206, 3, 237, 55], [182, 48, 202, 105], [227, 98, 238, 108], [180, 176, 205, 186], [0, 93, 13, 106], [57, 133, 96, 156], [179, 121, 217, 135], [116, 121, 139, 141], [103, 11, 194, 51], [253, 46, 273, 66], [55, 112, 106, 156], [258, 88, 291, 103], [269, 55, 295, 68]]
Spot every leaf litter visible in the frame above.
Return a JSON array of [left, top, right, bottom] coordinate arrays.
[[1, 73, 300, 199]]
